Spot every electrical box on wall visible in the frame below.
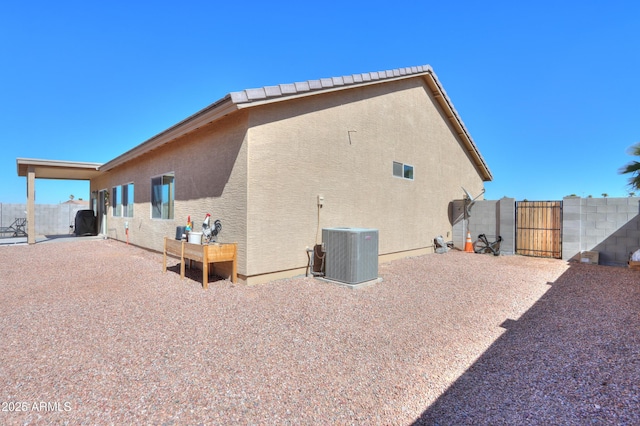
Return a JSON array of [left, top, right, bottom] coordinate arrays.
[[317, 195, 324, 207]]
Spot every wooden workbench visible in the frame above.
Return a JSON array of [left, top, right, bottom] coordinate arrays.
[[163, 237, 237, 288]]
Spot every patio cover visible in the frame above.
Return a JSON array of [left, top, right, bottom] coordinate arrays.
[[16, 158, 102, 244]]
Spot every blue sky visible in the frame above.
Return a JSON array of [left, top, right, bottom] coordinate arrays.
[[1, 1, 639, 204]]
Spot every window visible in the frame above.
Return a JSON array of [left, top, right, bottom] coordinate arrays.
[[403, 164, 414, 180], [393, 161, 414, 180], [122, 183, 134, 217], [112, 186, 122, 217], [112, 183, 134, 217], [393, 161, 403, 177], [151, 174, 174, 219]]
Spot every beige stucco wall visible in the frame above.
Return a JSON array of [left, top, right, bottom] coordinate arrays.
[[245, 77, 485, 279], [89, 76, 487, 285], [90, 112, 249, 276]]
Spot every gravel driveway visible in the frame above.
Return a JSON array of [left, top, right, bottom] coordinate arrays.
[[1, 238, 638, 425]]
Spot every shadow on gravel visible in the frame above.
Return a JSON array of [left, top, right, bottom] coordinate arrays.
[[414, 263, 640, 425], [165, 263, 228, 287]]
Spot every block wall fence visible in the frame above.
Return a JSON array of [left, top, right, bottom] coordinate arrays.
[[5, 197, 639, 266], [453, 196, 640, 266], [0, 203, 89, 236]]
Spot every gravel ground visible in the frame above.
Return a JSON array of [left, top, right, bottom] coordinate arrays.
[[0, 238, 638, 425]]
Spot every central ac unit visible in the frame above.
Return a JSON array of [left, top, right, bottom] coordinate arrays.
[[322, 227, 379, 284]]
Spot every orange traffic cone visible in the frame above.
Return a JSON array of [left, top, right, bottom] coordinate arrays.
[[464, 231, 474, 253]]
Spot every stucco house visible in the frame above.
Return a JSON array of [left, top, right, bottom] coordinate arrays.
[[17, 64, 492, 284]]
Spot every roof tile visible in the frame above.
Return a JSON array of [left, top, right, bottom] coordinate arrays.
[[230, 91, 249, 103], [295, 81, 310, 91], [231, 65, 434, 105], [264, 86, 282, 97], [320, 78, 334, 88], [308, 80, 322, 90], [279, 83, 297, 94], [245, 88, 267, 100]]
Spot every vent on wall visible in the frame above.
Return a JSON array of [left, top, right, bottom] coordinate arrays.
[[322, 227, 379, 284]]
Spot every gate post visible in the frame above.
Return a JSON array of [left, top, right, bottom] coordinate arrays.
[[498, 197, 516, 255], [26, 167, 36, 244], [561, 196, 582, 260]]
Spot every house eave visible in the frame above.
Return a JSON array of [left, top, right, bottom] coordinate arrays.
[[99, 96, 238, 172], [93, 64, 491, 182], [230, 65, 436, 108], [422, 71, 493, 182], [229, 66, 493, 182], [16, 158, 102, 180]]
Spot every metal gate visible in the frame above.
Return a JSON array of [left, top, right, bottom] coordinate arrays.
[[515, 201, 562, 258]]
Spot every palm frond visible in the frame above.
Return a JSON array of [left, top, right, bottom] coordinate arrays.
[[619, 161, 640, 175], [620, 143, 640, 190], [626, 143, 640, 157]]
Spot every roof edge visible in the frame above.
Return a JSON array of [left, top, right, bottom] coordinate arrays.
[[421, 71, 493, 181], [229, 65, 435, 105], [17, 158, 102, 168], [227, 65, 491, 181], [99, 64, 491, 182], [100, 95, 237, 172], [16, 158, 103, 179]]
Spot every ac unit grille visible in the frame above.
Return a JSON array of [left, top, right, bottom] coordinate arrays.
[[322, 228, 379, 284]]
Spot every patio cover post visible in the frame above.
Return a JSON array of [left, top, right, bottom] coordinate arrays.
[[26, 166, 35, 244]]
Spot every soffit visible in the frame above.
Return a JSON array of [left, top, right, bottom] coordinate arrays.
[[99, 97, 237, 172], [421, 72, 493, 181], [16, 158, 102, 180], [58, 64, 492, 182]]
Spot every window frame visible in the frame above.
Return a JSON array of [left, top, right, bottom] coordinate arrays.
[[112, 183, 134, 217], [111, 186, 122, 217], [151, 173, 175, 220], [122, 182, 134, 218], [393, 161, 414, 181]]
